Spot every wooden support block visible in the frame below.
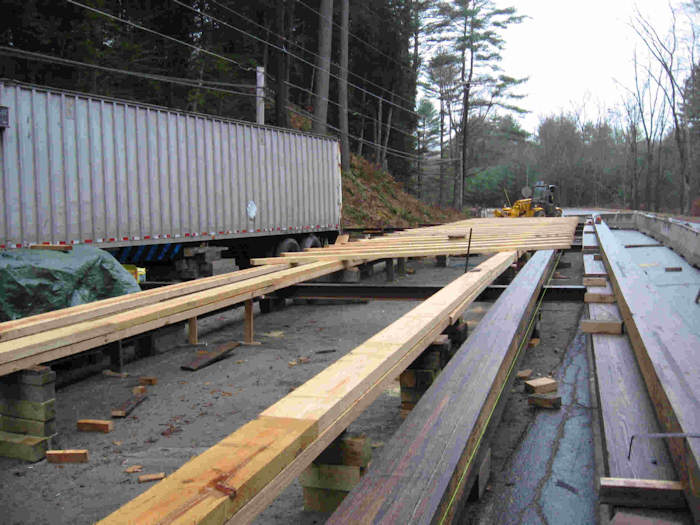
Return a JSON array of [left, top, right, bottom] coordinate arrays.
[[580, 319, 623, 335], [444, 320, 468, 346], [111, 394, 147, 418], [385, 259, 395, 282], [244, 299, 255, 345], [187, 317, 198, 345], [46, 449, 88, 463], [138, 473, 166, 483], [599, 477, 686, 509], [469, 447, 491, 501], [408, 350, 442, 371], [528, 393, 562, 409], [524, 377, 557, 394], [529, 338, 540, 347], [583, 277, 607, 287], [132, 385, 146, 395], [0, 414, 56, 436], [516, 369, 533, 380], [665, 267, 682, 272], [400, 388, 424, 404], [138, 376, 157, 386], [315, 434, 371, 468], [0, 430, 50, 462], [334, 234, 349, 245], [0, 380, 55, 403], [584, 291, 615, 304], [399, 369, 438, 390], [594, 254, 603, 261], [0, 398, 55, 421], [6, 365, 56, 386], [30, 244, 72, 252], [303, 486, 349, 513], [397, 258, 407, 275], [77, 419, 113, 433], [299, 464, 362, 492], [181, 342, 240, 371], [436, 255, 448, 267]]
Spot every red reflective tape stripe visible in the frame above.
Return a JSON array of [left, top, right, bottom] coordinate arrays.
[[144, 236, 151, 239], [84, 239, 92, 243]]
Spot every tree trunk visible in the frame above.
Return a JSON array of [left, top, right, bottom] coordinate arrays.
[[338, 0, 350, 172], [381, 97, 394, 170], [375, 98, 383, 164], [645, 140, 653, 211], [438, 97, 445, 206], [312, 0, 333, 134]]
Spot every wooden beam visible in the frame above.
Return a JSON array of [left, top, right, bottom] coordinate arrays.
[[326, 250, 556, 525], [599, 478, 686, 509], [596, 221, 700, 520], [243, 300, 255, 345], [581, 319, 623, 334], [99, 252, 518, 525]]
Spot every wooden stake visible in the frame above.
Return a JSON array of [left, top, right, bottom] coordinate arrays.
[[243, 299, 258, 345]]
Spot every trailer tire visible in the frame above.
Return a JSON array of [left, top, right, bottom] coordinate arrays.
[[274, 237, 301, 256], [534, 210, 545, 217], [300, 234, 322, 250]]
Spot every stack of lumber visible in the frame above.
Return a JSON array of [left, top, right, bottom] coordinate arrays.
[[593, 221, 699, 521], [250, 217, 578, 265], [98, 251, 518, 524], [327, 250, 556, 524], [0, 261, 348, 376]]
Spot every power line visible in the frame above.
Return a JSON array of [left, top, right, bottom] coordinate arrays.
[[1, 46, 258, 98], [65, 0, 256, 72], [170, 0, 422, 119], [208, 0, 413, 112]]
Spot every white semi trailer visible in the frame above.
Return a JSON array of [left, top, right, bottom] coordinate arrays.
[[0, 80, 342, 279]]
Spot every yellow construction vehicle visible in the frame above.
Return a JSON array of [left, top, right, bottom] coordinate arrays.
[[494, 181, 563, 218]]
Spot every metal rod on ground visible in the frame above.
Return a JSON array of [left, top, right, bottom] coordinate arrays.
[[464, 228, 473, 273]]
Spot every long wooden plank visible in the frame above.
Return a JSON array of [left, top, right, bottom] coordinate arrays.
[[595, 221, 700, 520], [584, 254, 607, 277], [327, 250, 556, 525], [99, 252, 517, 525]]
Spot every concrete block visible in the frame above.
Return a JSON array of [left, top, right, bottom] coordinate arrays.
[[0, 431, 50, 462], [0, 398, 55, 421], [0, 381, 55, 403], [0, 415, 56, 437]]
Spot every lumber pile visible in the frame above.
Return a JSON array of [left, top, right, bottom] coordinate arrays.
[[327, 250, 556, 524], [98, 251, 518, 525], [250, 217, 578, 265], [594, 220, 699, 520]]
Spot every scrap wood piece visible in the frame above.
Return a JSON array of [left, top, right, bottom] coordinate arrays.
[[46, 449, 88, 463], [125, 465, 143, 473], [528, 393, 561, 409], [30, 244, 72, 252], [516, 369, 533, 380], [132, 386, 146, 395], [98, 251, 519, 525], [138, 472, 166, 483], [580, 319, 622, 335], [111, 394, 148, 418], [181, 342, 240, 371], [77, 419, 113, 433], [138, 376, 157, 385], [524, 377, 557, 394], [665, 267, 682, 272], [102, 370, 128, 378], [599, 477, 686, 509]]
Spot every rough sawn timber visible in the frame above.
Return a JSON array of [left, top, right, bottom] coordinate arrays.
[[327, 249, 556, 525], [595, 221, 700, 520], [98, 251, 518, 525]]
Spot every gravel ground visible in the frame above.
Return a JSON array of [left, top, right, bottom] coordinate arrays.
[[0, 251, 585, 525]]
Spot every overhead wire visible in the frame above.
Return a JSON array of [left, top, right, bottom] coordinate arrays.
[[169, 0, 422, 119], [0, 46, 258, 98], [208, 0, 415, 112]]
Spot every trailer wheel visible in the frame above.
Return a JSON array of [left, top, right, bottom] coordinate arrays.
[[534, 210, 545, 217], [300, 234, 322, 250], [274, 237, 301, 256]]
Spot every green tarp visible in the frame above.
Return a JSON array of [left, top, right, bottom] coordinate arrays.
[[0, 246, 140, 321]]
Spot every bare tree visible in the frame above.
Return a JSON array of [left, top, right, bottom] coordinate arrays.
[[632, 5, 694, 213]]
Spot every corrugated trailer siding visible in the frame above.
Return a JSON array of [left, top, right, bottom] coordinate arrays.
[[0, 81, 341, 248]]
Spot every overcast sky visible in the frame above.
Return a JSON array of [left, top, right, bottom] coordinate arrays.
[[495, 0, 681, 133]]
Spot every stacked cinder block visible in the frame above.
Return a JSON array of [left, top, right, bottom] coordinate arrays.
[[300, 433, 371, 512], [0, 365, 57, 461], [399, 318, 468, 418]]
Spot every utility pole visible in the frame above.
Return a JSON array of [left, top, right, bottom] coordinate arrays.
[[256, 66, 265, 125]]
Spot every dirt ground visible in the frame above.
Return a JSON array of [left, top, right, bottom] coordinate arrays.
[[0, 251, 584, 525]]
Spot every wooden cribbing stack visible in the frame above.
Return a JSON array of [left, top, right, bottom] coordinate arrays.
[[299, 433, 371, 512]]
